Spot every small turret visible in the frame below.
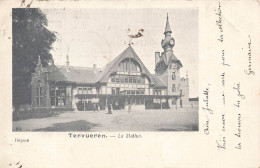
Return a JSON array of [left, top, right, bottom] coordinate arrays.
[[93, 64, 97, 73], [66, 54, 70, 72], [35, 55, 42, 75]]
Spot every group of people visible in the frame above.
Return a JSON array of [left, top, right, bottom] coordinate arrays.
[[102, 103, 132, 114]]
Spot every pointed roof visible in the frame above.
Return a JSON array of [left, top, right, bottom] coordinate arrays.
[[164, 13, 172, 34], [97, 46, 157, 84]]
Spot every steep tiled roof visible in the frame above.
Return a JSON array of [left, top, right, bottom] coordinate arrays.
[[152, 74, 167, 87], [48, 46, 165, 87], [48, 65, 102, 84]]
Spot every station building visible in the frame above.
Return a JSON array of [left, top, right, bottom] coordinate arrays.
[[31, 15, 198, 111]]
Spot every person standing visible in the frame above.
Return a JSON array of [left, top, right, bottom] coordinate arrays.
[[108, 104, 112, 114], [128, 102, 131, 113], [93, 103, 96, 112]]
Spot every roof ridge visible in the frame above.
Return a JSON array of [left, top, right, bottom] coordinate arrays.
[[55, 65, 102, 71], [97, 46, 131, 81]]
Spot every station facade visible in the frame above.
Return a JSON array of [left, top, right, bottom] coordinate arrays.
[[31, 15, 198, 111]]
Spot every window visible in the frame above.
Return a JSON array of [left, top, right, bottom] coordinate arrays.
[[111, 77, 115, 83], [120, 77, 124, 83], [141, 98, 144, 104], [112, 88, 116, 95], [119, 63, 123, 71], [141, 90, 144, 94], [51, 88, 55, 96], [51, 87, 66, 106], [83, 88, 87, 94], [172, 72, 176, 80], [125, 62, 128, 71], [78, 87, 92, 94], [87, 88, 92, 94], [172, 84, 176, 92], [36, 86, 43, 106], [137, 77, 141, 83], [116, 88, 120, 95], [130, 62, 133, 71], [116, 76, 120, 83], [154, 90, 161, 95], [133, 77, 136, 83], [129, 76, 132, 83], [180, 90, 182, 96], [125, 77, 128, 83], [78, 87, 83, 94]]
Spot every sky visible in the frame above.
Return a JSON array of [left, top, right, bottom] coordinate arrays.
[[43, 8, 198, 97]]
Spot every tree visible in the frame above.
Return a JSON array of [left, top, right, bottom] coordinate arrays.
[[12, 8, 57, 110]]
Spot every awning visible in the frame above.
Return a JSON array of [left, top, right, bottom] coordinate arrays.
[[120, 88, 141, 92]]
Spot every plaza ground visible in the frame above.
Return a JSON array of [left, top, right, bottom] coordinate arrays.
[[13, 109, 198, 132]]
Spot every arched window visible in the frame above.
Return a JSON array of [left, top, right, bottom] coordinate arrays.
[[118, 58, 141, 72], [36, 85, 43, 106], [172, 72, 176, 80]]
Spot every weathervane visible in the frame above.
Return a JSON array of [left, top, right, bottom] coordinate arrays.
[[125, 28, 144, 46], [128, 38, 133, 46]]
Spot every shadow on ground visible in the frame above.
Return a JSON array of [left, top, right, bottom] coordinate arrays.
[[157, 124, 198, 131], [13, 110, 73, 121], [34, 120, 101, 132]]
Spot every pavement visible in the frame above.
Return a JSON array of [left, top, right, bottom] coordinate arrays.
[[13, 109, 198, 132]]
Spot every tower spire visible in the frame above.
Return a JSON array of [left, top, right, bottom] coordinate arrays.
[[164, 13, 172, 35]]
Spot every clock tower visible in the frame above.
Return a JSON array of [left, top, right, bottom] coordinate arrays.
[[155, 14, 184, 97], [161, 13, 175, 62]]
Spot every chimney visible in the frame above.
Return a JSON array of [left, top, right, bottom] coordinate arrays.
[[93, 64, 97, 73], [155, 52, 160, 67]]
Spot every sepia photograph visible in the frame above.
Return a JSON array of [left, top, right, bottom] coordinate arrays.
[[12, 8, 199, 132]]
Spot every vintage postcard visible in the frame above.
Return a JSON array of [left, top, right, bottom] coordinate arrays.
[[0, 0, 259, 168]]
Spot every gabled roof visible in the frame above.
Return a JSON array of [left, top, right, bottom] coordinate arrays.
[[98, 46, 157, 84], [48, 65, 102, 84], [47, 46, 166, 87]]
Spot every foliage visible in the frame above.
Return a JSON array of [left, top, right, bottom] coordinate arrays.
[[12, 8, 56, 109]]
